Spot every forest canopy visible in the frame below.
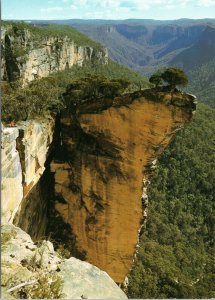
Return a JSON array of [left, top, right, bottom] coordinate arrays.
[[127, 103, 215, 299], [2, 60, 149, 122]]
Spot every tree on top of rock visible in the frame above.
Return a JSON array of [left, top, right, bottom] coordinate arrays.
[[149, 72, 163, 88], [63, 75, 130, 112], [161, 67, 188, 90]]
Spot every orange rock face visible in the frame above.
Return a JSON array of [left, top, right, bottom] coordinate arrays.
[[50, 91, 196, 283]]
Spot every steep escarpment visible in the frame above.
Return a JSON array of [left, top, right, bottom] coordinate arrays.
[[49, 89, 196, 283], [1, 23, 107, 84], [171, 25, 215, 70], [2, 86, 196, 293], [2, 118, 55, 228], [2, 126, 23, 223], [1, 116, 129, 299], [1, 117, 128, 299], [70, 20, 208, 73], [1, 22, 109, 232]]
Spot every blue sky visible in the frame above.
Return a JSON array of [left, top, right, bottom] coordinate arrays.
[[2, 0, 215, 20]]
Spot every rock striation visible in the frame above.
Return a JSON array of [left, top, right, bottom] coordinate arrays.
[[1, 118, 55, 226], [1, 224, 127, 299], [1, 25, 107, 84], [1, 126, 23, 224], [50, 89, 196, 283]]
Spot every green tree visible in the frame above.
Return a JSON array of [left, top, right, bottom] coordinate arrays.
[[161, 67, 188, 90], [63, 75, 130, 113], [149, 72, 163, 88], [1, 59, 147, 122], [2, 77, 63, 121]]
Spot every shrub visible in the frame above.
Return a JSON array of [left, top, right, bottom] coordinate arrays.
[[63, 75, 131, 112], [2, 78, 64, 122], [149, 72, 163, 88], [12, 274, 65, 299], [1, 59, 148, 122], [1, 228, 17, 246], [161, 67, 188, 89], [149, 67, 188, 90]]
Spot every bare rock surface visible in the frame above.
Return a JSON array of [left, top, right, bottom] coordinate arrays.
[[50, 90, 196, 283], [1, 118, 55, 224], [1, 224, 127, 299], [1, 25, 107, 84]]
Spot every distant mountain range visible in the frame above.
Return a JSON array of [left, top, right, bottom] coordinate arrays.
[[26, 18, 215, 106]]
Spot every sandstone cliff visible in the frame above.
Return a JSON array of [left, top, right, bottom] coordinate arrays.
[[1, 85, 196, 289], [1, 24, 107, 84], [2, 118, 55, 227], [2, 126, 23, 223], [1, 118, 128, 299], [49, 89, 196, 283]]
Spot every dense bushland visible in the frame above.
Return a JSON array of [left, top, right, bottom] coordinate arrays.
[[187, 58, 215, 108], [127, 103, 215, 298], [1, 60, 149, 122]]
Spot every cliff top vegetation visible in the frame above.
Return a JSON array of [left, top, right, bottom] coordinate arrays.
[[2, 21, 104, 50], [149, 67, 188, 90], [2, 60, 149, 122]]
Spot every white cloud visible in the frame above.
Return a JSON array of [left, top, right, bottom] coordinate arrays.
[[119, 0, 156, 11], [36, 0, 215, 19], [70, 4, 78, 10], [101, 0, 121, 8], [66, 0, 191, 13], [77, 0, 88, 5], [40, 6, 63, 13], [198, 0, 215, 6], [120, 0, 195, 11]]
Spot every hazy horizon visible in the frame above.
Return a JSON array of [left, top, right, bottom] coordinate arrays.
[[3, 17, 215, 22], [2, 0, 215, 21]]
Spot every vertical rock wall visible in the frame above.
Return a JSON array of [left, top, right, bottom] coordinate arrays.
[[2, 126, 23, 223], [1, 89, 196, 284], [1, 25, 108, 83], [1, 118, 55, 234], [49, 90, 196, 283]]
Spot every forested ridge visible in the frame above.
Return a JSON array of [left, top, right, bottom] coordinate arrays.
[[188, 59, 215, 108], [127, 103, 215, 298]]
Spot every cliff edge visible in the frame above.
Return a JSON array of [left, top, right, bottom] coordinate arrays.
[[50, 89, 196, 283], [1, 23, 107, 84], [1, 87, 196, 294]]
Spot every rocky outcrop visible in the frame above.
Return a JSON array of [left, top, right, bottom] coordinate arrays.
[[1, 84, 196, 287], [1, 126, 23, 223], [1, 25, 107, 84], [1, 224, 127, 299], [49, 89, 196, 283], [1, 118, 55, 226]]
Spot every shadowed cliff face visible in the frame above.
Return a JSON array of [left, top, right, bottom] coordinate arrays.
[[50, 90, 196, 283]]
